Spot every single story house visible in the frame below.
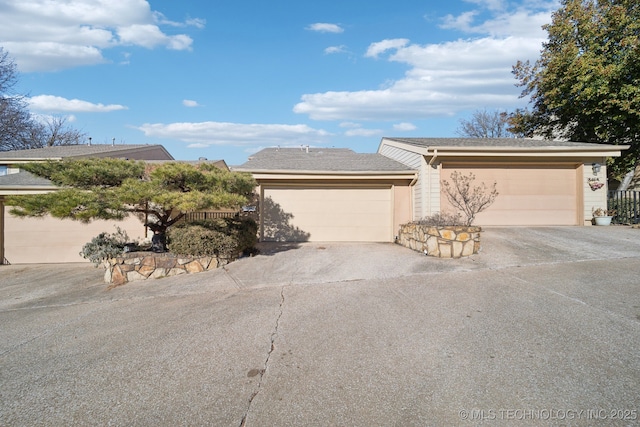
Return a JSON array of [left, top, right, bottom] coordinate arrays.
[[0, 144, 174, 264], [236, 138, 628, 242]]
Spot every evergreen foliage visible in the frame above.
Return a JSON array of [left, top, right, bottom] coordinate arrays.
[[7, 159, 256, 235]]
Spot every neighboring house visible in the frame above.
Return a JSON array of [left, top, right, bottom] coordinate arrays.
[[237, 139, 628, 243], [234, 147, 417, 242], [0, 144, 174, 264], [379, 138, 628, 226]]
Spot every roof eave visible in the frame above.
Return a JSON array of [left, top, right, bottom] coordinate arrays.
[[380, 138, 630, 158], [427, 146, 628, 158], [0, 186, 56, 195], [236, 168, 416, 175], [0, 157, 64, 163]]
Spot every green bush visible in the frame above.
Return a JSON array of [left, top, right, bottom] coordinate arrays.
[[81, 227, 135, 266], [167, 217, 257, 258]]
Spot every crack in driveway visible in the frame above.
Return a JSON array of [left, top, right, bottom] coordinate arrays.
[[240, 285, 285, 427]]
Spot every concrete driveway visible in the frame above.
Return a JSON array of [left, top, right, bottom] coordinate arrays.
[[1, 227, 640, 426]]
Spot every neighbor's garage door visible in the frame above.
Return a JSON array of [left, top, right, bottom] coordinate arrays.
[[262, 186, 392, 242], [441, 164, 579, 226]]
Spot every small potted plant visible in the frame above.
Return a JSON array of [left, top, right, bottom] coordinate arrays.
[[592, 207, 615, 226]]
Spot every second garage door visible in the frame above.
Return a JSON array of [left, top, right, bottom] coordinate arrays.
[[262, 186, 393, 242], [441, 164, 579, 226]]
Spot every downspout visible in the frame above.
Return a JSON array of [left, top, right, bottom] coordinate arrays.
[[428, 148, 438, 166], [0, 196, 4, 264], [259, 185, 265, 242], [409, 173, 418, 222], [426, 149, 438, 217]]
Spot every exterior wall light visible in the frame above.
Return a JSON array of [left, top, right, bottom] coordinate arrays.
[[592, 163, 601, 176]]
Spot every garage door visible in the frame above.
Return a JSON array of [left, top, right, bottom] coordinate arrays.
[[441, 164, 578, 226], [262, 187, 392, 242], [4, 212, 147, 264]]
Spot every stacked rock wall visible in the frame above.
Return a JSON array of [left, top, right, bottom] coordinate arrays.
[[397, 224, 481, 258], [104, 252, 231, 286]]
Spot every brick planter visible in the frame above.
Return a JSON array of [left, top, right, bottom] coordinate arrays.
[[104, 252, 232, 286], [397, 224, 481, 258]]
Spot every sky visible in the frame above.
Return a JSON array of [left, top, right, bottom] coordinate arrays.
[[0, 0, 558, 165]]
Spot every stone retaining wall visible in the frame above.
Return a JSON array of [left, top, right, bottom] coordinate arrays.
[[397, 224, 481, 258], [104, 252, 231, 286]]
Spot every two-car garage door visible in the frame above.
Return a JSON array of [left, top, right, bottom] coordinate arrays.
[[441, 164, 579, 226], [262, 186, 392, 242]]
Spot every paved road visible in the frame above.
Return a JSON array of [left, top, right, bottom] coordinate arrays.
[[1, 227, 640, 426]]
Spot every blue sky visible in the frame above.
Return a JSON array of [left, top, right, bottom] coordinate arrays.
[[0, 0, 557, 165]]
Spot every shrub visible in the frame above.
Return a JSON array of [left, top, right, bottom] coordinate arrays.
[[81, 227, 135, 266], [413, 212, 464, 227], [167, 217, 257, 258]]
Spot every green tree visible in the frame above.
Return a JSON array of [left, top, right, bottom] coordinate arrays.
[[6, 158, 256, 237], [511, 0, 640, 179]]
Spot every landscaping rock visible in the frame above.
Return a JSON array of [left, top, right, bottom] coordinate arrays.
[[397, 224, 481, 258], [104, 252, 232, 286]]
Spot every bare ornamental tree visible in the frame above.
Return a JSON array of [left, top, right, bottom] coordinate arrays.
[[441, 171, 498, 226]]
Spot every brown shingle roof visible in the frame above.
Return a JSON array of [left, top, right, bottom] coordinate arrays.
[[0, 170, 54, 187], [0, 144, 173, 160], [235, 147, 415, 172]]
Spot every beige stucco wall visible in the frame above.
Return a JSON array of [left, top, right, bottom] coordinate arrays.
[[4, 209, 148, 264], [582, 160, 609, 224], [392, 183, 412, 238]]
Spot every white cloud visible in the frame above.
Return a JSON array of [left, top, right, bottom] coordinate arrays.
[[153, 11, 206, 29], [0, 0, 202, 72], [464, 0, 507, 11], [306, 23, 344, 33], [344, 128, 383, 137], [325, 45, 348, 55], [295, 4, 553, 121], [393, 122, 417, 131], [182, 99, 201, 108], [28, 95, 128, 113], [339, 122, 361, 128], [440, 11, 479, 33], [365, 39, 410, 58], [441, 0, 553, 37], [117, 24, 189, 50], [136, 121, 332, 147]]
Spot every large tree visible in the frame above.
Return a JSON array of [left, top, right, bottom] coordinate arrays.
[[511, 0, 640, 180], [6, 158, 256, 237], [0, 47, 86, 150]]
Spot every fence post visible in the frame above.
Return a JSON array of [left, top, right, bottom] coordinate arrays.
[[608, 190, 640, 224]]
